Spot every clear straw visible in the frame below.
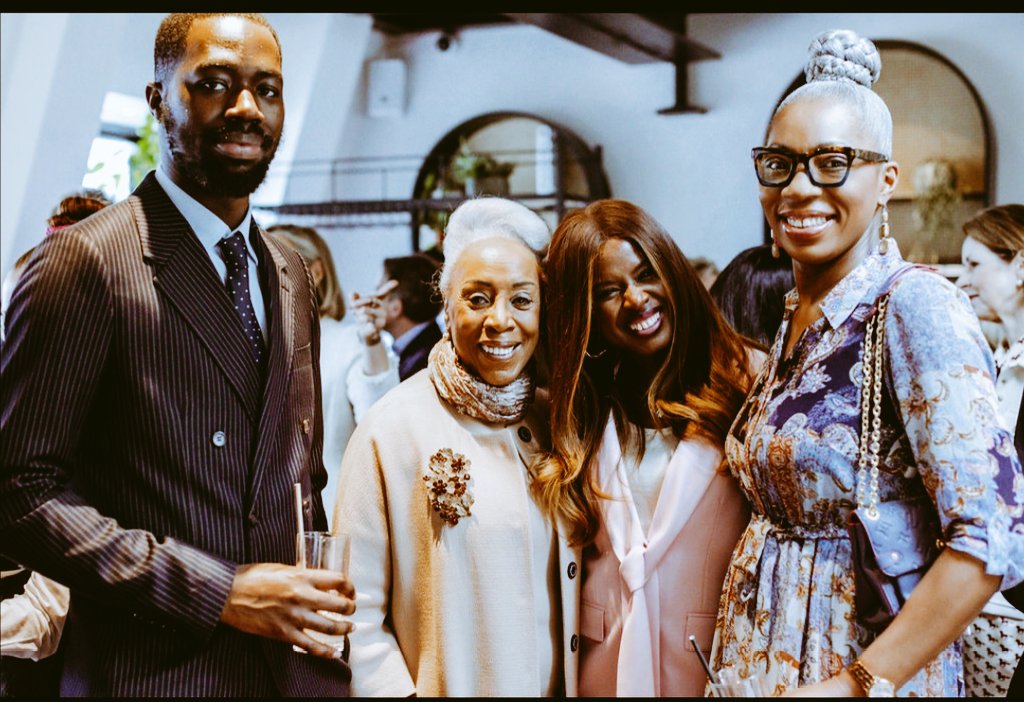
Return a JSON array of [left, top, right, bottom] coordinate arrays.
[[294, 483, 306, 567], [689, 634, 719, 685]]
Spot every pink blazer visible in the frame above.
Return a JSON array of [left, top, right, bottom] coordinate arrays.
[[578, 463, 750, 696]]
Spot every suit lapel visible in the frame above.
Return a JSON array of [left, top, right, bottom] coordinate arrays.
[[132, 173, 262, 420], [249, 227, 295, 496]]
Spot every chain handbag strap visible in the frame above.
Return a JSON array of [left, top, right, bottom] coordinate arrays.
[[856, 294, 890, 520]]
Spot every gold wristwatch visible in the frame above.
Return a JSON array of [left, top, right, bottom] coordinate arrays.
[[847, 660, 895, 697]]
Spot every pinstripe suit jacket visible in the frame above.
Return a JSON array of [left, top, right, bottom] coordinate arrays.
[[0, 173, 349, 696]]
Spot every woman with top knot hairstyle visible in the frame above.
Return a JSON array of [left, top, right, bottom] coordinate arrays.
[[708, 29, 1024, 697]]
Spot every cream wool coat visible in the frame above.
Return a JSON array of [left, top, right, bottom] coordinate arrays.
[[332, 369, 581, 697]]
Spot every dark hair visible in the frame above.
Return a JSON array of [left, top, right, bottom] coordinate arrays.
[[710, 244, 795, 349], [383, 254, 442, 323], [46, 189, 112, 233], [266, 224, 345, 321], [154, 13, 280, 82], [532, 199, 755, 546]]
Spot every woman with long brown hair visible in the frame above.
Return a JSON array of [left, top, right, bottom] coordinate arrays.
[[532, 198, 762, 696]]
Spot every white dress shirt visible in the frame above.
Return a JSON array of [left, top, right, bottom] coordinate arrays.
[[154, 166, 267, 340]]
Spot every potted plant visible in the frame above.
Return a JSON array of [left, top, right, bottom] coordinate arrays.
[[450, 138, 515, 196]]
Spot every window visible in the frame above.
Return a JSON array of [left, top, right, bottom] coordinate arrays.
[[81, 91, 154, 202]]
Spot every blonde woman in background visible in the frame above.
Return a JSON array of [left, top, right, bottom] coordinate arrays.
[[956, 203, 1024, 697], [267, 224, 399, 527]]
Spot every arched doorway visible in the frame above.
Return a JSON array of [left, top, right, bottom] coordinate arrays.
[[762, 40, 992, 269], [408, 112, 611, 253]]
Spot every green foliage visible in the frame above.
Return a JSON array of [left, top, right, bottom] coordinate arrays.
[[129, 112, 161, 189], [450, 138, 515, 184]]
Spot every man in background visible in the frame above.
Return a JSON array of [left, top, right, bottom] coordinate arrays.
[[0, 13, 353, 696], [379, 253, 443, 380]]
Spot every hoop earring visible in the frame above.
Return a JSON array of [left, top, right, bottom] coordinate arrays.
[[770, 230, 780, 259], [878, 205, 890, 255]]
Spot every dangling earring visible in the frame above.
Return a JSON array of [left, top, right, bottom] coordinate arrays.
[[770, 230, 780, 259], [878, 205, 891, 255]]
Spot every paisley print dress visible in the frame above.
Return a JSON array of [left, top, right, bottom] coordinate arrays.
[[709, 245, 1024, 696]]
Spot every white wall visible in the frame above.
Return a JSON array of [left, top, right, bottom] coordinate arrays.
[[324, 12, 1023, 278], [0, 12, 360, 279], [2, 14, 130, 276], [689, 12, 1024, 264], [3, 12, 1022, 291]]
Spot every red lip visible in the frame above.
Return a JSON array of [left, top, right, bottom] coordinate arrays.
[[625, 307, 663, 337], [629, 306, 659, 322], [778, 213, 834, 243]]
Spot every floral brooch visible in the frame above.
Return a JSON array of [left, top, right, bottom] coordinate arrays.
[[423, 448, 474, 526]]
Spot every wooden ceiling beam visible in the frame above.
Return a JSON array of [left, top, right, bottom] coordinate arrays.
[[503, 13, 719, 65]]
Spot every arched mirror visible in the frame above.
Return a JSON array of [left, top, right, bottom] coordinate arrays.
[[765, 40, 992, 269], [409, 112, 611, 253]]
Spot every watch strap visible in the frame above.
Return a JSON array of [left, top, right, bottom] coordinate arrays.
[[847, 659, 894, 697], [847, 659, 875, 695]]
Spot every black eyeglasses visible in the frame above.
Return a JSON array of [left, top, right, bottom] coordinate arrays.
[[751, 145, 889, 188]]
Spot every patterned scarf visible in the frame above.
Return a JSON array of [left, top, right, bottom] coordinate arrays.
[[428, 332, 534, 424]]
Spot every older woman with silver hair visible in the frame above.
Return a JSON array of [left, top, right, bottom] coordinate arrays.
[[709, 29, 1023, 697], [332, 197, 580, 697]]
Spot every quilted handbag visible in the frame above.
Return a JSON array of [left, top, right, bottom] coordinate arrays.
[[846, 293, 945, 633], [962, 612, 1024, 697]]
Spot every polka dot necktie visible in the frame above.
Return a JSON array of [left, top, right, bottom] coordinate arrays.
[[217, 231, 266, 368]]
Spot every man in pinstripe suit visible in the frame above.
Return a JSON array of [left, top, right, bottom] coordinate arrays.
[[0, 14, 355, 696]]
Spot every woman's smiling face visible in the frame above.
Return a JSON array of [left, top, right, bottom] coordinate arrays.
[[445, 237, 541, 387], [958, 236, 1022, 324], [759, 98, 897, 274], [591, 238, 672, 359]]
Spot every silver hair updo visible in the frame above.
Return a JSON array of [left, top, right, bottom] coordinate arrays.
[[775, 29, 892, 155], [804, 29, 881, 87], [438, 196, 551, 295]]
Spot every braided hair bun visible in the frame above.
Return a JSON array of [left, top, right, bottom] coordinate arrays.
[[804, 29, 881, 88]]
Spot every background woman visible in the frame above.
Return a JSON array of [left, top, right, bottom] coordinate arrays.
[[332, 197, 579, 697], [710, 30, 1024, 696], [710, 243, 795, 349], [267, 224, 398, 528], [533, 198, 761, 696], [956, 203, 1024, 697]]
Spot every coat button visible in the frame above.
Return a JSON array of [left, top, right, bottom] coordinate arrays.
[[567, 562, 578, 579], [517, 426, 532, 442], [211, 430, 226, 447], [570, 634, 579, 652], [248, 512, 259, 525], [302, 418, 311, 435]]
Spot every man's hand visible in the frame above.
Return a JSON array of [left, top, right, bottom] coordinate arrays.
[[351, 279, 398, 345], [220, 563, 356, 659]]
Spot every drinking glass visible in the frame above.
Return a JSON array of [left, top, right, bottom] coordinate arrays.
[[708, 668, 770, 697], [293, 531, 351, 655]]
